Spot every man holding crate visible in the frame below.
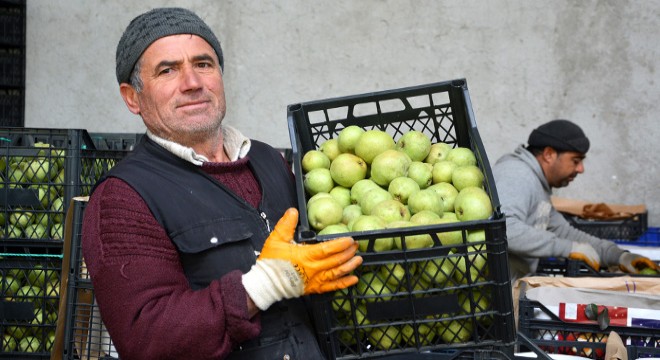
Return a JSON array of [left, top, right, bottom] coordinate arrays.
[[492, 119, 657, 281], [81, 7, 362, 359]]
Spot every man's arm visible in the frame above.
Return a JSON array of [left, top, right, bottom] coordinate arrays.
[[82, 178, 260, 359]]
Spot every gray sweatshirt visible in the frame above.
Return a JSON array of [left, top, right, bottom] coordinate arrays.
[[492, 145, 624, 281]]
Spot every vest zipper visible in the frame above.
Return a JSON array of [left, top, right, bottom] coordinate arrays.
[[260, 211, 271, 232]]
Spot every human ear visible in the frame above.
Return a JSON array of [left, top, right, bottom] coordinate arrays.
[[119, 83, 141, 115]]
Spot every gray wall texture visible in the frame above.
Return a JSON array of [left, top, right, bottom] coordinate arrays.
[[24, 1, 660, 226]]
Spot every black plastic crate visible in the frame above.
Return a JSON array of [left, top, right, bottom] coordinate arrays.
[[562, 211, 648, 241], [61, 199, 117, 360], [287, 80, 515, 359], [535, 258, 660, 278], [0, 88, 24, 126], [0, 47, 24, 88], [517, 291, 660, 360], [0, 3, 25, 48], [0, 250, 62, 357], [88, 132, 144, 151], [1, 128, 129, 248]]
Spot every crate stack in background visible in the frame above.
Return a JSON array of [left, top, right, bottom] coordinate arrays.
[[288, 79, 517, 359], [0, 0, 25, 127], [1, 128, 129, 358]]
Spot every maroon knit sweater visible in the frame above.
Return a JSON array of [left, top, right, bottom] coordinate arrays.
[[82, 156, 266, 360]]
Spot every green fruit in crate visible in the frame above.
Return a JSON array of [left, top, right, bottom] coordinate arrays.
[[368, 325, 402, 350], [329, 186, 352, 208], [430, 218, 463, 247], [2, 334, 17, 352], [401, 322, 434, 346], [436, 315, 473, 344], [459, 290, 491, 325], [46, 330, 56, 351], [351, 215, 393, 252], [408, 188, 443, 216], [379, 263, 409, 287], [639, 267, 659, 275], [389, 221, 433, 250], [354, 129, 395, 164], [410, 210, 441, 225], [420, 256, 456, 284], [427, 182, 458, 212], [319, 138, 341, 162], [342, 204, 362, 226], [303, 168, 334, 196], [5, 325, 29, 341], [301, 150, 330, 173], [396, 130, 432, 162], [27, 264, 58, 288], [1, 275, 22, 296], [306, 192, 332, 208], [350, 179, 380, 204], [50, 197, 65, 223], [318, 223, 350, 236], [16, 285, 43, 305], [425, 142, 453, 164], [454, 187, 492, 222], [50, 223, 64, 240], [407, 161, 433, 189], [8, 163, 27, 184], [452, 165, 484, 191], [370, 199, 410, 224], [388, 176, 420, 205], [18, 335, 41, 353], [24, 157, 58, 183], [54, 168, 65, 195], [0, 212, 5, 226], [9, 211, 34, 229], [431, 160, 458, 184], [307, 196, 343, 231], [24, 223, 48, 239], [47, 309, 58, 324], [446, 147, 477, 167], [331, 288, 351, 313], [330, 153, 368, 188], [34, 212, 49, 227], [358, 187, 393, 216], [455, 245, 488, 284], [337, 125, 365, 154], [370, 149, 411, 187]]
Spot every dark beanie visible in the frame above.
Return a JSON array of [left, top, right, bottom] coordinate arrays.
[[115, 7, 224, 84], [527, 119, 590, 153]]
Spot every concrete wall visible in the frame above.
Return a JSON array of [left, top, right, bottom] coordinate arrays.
[[24, 1, 660, 226]]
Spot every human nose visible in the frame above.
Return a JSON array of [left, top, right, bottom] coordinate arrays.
[[576, 160, 585, 173], [180, 65, 202, 91]]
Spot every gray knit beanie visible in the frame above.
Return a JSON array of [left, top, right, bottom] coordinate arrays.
[[528, 119, 590, 154], [115, 7, 224, 84]]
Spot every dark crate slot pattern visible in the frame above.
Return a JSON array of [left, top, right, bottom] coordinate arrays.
[[0, 252, 62, 357], [562, 211, 648, 241], [287, 79, 515, 359], [535, 258, 660, 278], [1, 128, 129, 247], [517, 291, 660, 360]]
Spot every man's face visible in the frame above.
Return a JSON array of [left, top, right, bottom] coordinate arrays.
[[545, 150, 585, 188], [124, 34, 226, 146]]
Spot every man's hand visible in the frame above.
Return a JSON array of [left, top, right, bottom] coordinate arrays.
[[568, 242, 601, 270], [242, 208, 362, 311], [619, 252, 659, 274]]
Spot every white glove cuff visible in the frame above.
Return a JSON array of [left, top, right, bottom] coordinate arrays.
[[241, 259, 304, 311]]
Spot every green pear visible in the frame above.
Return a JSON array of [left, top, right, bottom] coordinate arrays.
[[358, 187, 393, 215], [329, 186, 352, 208], [370, 149, 411, 187], [301, 150, 331, 173], [420, 256, 456, 284], [425, 142, 453, 164], [436, 316, 473, 344], [431, 160, 458, 184], [396, 130, 432, 162], [388, 220, 434, 250], [446, 147, 477, 167], [2, 334, 17, 352], [401, 322, 434, 346], [407, 188, 443, 216], [368, 325, 402, 350], [354, 129, 396, 164], [50, 196, 65, 223], [370, 199, 411, 224], [342, 204, 363, 227], [379, 262, 411, 287], [427, 182, 459, 212], [455, 244, 488, 284], [410, 210, 442, 224], [1, 275, 21, 296], [430, 218, 464, 247], [307, 192, 333, 208], [332, 287, 352, 313], [388, 176, 420, 205], [454, 187, 493, 221], [350, 179, 381, 204], [319, 138, 341, 161], [351, 215, 393, 252], [318, 223, 350, 236], [18, 335, 42, 353], [337, 125, 365, 154], [452, 165, 484, 191], [330, 153, 368, 188], [407, 161, 433, 189], [303, 168, 335, 196], [307, 196, 343, 231]]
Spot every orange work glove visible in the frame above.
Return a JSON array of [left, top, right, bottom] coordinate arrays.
[[242, 208, 362, 311], [619, 252, 660, 274], [568, 242, 601, 271]]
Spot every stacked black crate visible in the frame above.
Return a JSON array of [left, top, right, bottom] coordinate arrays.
[[0, 0, 25, 127]]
